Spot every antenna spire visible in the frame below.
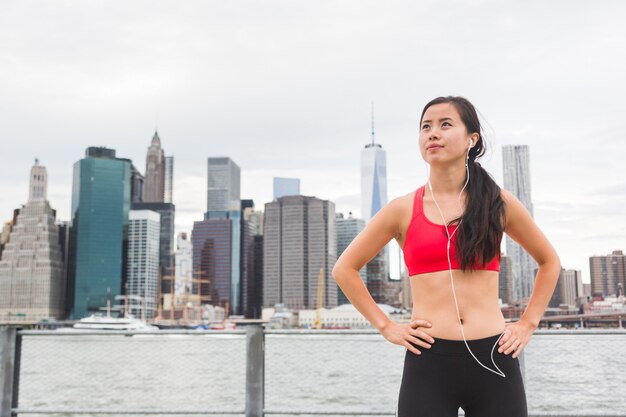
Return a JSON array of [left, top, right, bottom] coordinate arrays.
[[370, 101, 375, 145]]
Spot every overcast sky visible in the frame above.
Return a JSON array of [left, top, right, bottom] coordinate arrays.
[[1, 0, 625, 284]]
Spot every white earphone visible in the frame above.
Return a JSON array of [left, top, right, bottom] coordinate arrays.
[[426, 138, 507, 378]]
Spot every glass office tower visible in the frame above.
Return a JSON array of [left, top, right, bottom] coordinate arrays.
[[67, 147, 131, 319]]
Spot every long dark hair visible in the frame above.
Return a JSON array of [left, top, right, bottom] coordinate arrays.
[[419, 96, 505, 272]]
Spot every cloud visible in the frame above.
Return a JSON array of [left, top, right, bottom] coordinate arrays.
[[2, 0, 626, 285]]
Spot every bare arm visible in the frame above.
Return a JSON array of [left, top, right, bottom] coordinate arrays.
[[331, 198, 403, 332], [502, 188, 561, 328]]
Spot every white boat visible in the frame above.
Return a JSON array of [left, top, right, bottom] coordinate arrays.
[[67, 297, 158, 331], [72, 314, 158, 331]]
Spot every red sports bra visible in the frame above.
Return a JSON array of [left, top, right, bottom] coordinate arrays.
[[402, 185, 500, 276]]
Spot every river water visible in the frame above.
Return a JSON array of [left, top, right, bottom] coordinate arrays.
[[13, 329, 626, 416]]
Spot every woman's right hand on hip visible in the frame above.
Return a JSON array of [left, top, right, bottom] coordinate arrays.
[[380, 319, 435, 355]]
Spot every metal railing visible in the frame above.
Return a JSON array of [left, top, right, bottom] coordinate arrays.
[[1, 326, 625, 417]]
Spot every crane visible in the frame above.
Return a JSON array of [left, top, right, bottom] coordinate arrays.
[[313, 268, 324, 329]]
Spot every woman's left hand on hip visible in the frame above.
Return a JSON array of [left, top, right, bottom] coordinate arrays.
[[498, 320, 536, 359]]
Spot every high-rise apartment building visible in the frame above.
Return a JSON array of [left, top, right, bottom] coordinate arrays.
[[548, 268, 584, 308], [126, 210, 160, 319], [589, 250, 626, 297], [502, 144, 537, 302], [67, 147, 131, 319], [131, 202, 175, 278], [0, 160, 64, 323], [263, 195, 337, 310]]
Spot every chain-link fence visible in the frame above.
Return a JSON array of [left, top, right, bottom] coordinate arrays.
[[1, 327, 625, 417], [6, 328, 248, 416]]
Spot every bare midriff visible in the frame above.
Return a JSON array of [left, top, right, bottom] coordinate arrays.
[[410, 268, 506, 340]]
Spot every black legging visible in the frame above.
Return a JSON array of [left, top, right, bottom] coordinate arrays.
[[397, 332, 528, 417]]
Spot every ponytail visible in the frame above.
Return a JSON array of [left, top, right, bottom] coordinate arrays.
[[454, 159, 505, 271]]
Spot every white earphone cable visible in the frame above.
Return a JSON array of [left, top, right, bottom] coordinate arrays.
[[426, 141, 506, 378]]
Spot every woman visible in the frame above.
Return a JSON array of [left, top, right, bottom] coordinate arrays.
[[332, 96, 561, 417]]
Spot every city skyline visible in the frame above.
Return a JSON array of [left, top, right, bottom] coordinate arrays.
[[2, 141, 616, 286], [2, 1, 626, 285]]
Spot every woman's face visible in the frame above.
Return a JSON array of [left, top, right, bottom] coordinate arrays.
[[419, 102, 476, 166]]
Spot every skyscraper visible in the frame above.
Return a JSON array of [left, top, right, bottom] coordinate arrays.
[[498, 254, 514, 305], [336, 212, 366, 305], [589, 250, 625, 298], [360, 107, 388, 222], [263, 195, 337, 310], [127, 210, 160, 319], [67, 147, 131, 319], [144, 131, 165, 203], [131, 202, 175, 278], [273, 177, 300, 200], [130, 164, 145, 204], [174, 233, 192, 297], [250, 234, 264, 318], [164, 156, 174, 204], [207, 157, 241, 212], [133, 133, 175, 306], [191, 217, 233, 310], [0, 219, 14, 259], [243, 206, 264, 236], [548, 268, 583, 308], [360, 104, 389, 295], [502, 145, 537, 302], [239, 199, 256, 319], [243, 205, 264, 319], [0, 160, 64, 323], [194, 157, 245, 316]]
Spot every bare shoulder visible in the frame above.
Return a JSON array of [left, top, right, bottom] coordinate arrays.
[[366, 189, 415, 241], [333, 189, 416, 273], [390, 189, 418, 245], [389, 189, 416, 217], [499, 187, 515, 202], [393, 189, 416, 211]]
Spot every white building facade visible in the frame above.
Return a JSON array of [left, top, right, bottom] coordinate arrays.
[[298, 303, 398, 329], [127, 210, 161, 319]]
